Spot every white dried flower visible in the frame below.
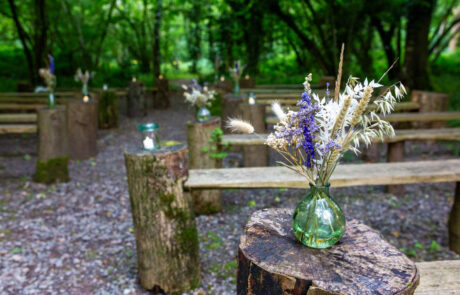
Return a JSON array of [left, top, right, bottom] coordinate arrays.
[[226, 118, 254, 134]]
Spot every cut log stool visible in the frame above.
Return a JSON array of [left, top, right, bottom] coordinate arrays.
[[222, 93, 244, 134], [153, 78, 170, 109], [187, 117, 222, 214], [97, 90, 118, 129], [386, 141, 405, 195], [124, 144, 201, 293], [411, 91, 450, 129], [237, 208, 419, 295], [242, 103, 268, 167], [34, 107, 69, 184], [449, 182, 460, 254], [67, 99, 98, 160], [127, 81, 146, 117]]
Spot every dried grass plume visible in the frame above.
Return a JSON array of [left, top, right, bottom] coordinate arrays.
[[271, 102, 286, 121], [226, 118, 254, 134]]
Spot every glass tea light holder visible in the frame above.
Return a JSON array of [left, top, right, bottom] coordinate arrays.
[[103, 84, 108, 91], [83, 95, 89, 103], [248, 93, 256, 105], [138, 123, 160, 151], [132, 76, 137, 82]]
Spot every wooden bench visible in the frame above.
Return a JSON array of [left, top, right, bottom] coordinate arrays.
[[185, 158, 460, 255], [415, 260, 460, 294], [266, 111, 460, 125]]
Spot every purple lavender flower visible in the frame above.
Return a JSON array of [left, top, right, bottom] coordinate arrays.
[[48, 55, 54, 74]]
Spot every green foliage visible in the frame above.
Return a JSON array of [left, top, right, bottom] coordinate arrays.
[[429, 240, 441, 252], [201, 127, 231, 160]]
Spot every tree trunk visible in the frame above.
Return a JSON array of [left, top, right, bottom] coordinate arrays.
[[153, 78, 169, 109], [187, 117, 222, 214], [66, 98, 98, 160], [448, 182, 460, 254], [124, 145, 201, 292], [237, 208, 419, 295], [127, 81, 146, 117], [34, 107, 69, 184], [152, 0, 162, 78], [242, 104, 268, 167], [401, 0, 435, 90]]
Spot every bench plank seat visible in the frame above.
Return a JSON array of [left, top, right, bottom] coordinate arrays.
[[0, 113, 37, 123], [266, 112, 460, 125], [184, 158, 460, 189], [222, 128, 460, 146], [0, 124, 37, 134], [415, 260, 460, 294]]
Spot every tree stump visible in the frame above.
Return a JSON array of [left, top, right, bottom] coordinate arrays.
[[187, 117, 222, 214], [66, 98, 98, 160], [127, 81, 146, 117], [242, 103, 268, 167], [386, 141, 405, 195], [217, 79, 233, 94], [319, 76, 336, 88], [240, 77, 255, 89], [362, 143, 381, 163], [124, 144, 201, 293], [153, 78, 170, 109], [449, 182, 460, 254], [34, 107, 69, 184], [222, 93, 244, 133], [237, 208, 419, 295], [411, 90, 450, 129], [97, 90, 118, 129]]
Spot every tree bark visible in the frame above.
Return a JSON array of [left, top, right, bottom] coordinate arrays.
[[34, 107, 69, 184], [152, 0, 162, 78], [242, 104, 268, 167], [66, 98, 98, 160], [401, 0, 435, 90], [127, 81, 146, 117], [448, 182, 460, 254], [124, 145, 200, 292], [187, 117, 222, 214], [237, 208, 419, 295]]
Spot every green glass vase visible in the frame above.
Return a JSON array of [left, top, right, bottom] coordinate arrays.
[[292, 183, 345, 248]]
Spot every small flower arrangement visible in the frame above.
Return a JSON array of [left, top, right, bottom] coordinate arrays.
[[74, 68, 94, 85], [229, 60, 246, 82], [228, 70, 405, 186], [183, 81, 216, 122], [182, 81, 216, 109], [38, 55, 56, 92]]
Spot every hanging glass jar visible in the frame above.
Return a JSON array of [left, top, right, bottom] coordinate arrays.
[[292, 183, 346, 248], [196, 106, 211, 122], [138, 123, 160, 151]]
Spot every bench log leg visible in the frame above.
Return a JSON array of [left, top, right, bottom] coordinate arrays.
[[187, 117, 222, 214], [242, 104, 268, 167], [449, 182, 460, 254], [124, 145, 200, 293], [386, 141, 405, 195]]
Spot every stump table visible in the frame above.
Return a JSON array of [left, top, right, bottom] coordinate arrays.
[[153, 78, 170, 109], [34, 107, 69, 183], [127, 81, 146, 117], [242, 103, 268, 167], [66, 98, 98, 160], [222, 93, 244, 133], [124, 144, 200, 293], [187, 117, 222, 214], [237, 208, 419, 295], [97, 90, 118, 129]]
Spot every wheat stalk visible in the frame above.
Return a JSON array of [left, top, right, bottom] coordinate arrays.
[[334, 43, 345, 102]]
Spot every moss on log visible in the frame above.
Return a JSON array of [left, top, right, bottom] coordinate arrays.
[[34, 156, 69, 184]]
